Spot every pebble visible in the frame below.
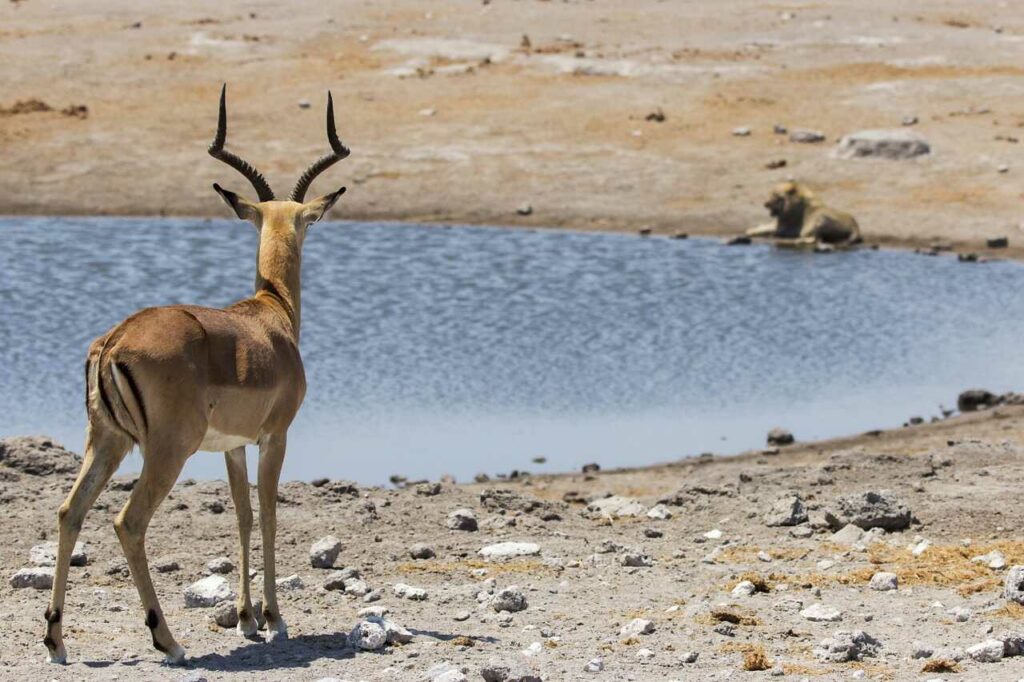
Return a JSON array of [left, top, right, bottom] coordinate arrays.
[[206, 556, 233, 574], [814, 630, 881, 662], [1005, 566, 1024, 604], [275, 574, 304, 591], [731, 580, 757, 597], [310, 536, 344, 568], [789, 129, 826, 143], [154, 556, 181, 573], [516, 203, 533, 216], [619, 618, 654, 636], [911, 641, 934, 659], [447, 509, 478, 531], [833, 129, 931, 159], [636, 648, 654, 660], [584, 657, 604, 672], [972, 550, 1006, 570], [949, 607, 971, 622], [646, 504, 672, 520], [966, 639, 1004, 662], [621, 553, 654, 567], [732, 126, 752, 137], [764, 494, 807, 526], [587, 495, 646, 518], [703, 529, 723, 540], [453, 610, 471, 621], [680, 651, 699, 663], [394, 582, 428, 600], [212, 601, 238, 628], [184, 575, 233, 608], [766, 428, 795, 446], [349, 620, 387, 650]]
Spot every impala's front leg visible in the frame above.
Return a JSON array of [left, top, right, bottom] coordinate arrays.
[[258, 432, 288, 641], [225, 447, 257, 637]]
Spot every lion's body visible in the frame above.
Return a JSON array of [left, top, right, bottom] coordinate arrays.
[[746, 182, 860, 246]]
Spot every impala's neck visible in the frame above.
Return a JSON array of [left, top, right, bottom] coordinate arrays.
[[254, 232, 302, 340]]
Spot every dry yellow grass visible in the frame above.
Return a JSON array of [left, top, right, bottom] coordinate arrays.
[[698, 608, 761, 626], [719, 642, 774, 671], [450, 635, 475, 648], [921, 659, 961, 673], [992, 602, 1024, 620]]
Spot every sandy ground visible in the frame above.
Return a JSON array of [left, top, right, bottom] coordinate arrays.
[[1, 0, 1023, 256], [2, 406, 1024, 681]]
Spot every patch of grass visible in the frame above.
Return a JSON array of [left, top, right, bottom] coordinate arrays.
[[743, 647, 772, 671], [921, 659, 961, 673], [991, 602, 1024, 620], [782, 663, 827, 676], [450, 635, 475, 647], [718, 546, 809, 563], [698, 608, 760, 626]]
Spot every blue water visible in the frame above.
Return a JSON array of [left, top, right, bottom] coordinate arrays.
[[1, 216, 1022, 484]]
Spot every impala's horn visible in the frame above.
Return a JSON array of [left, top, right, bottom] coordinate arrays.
[[290, 92, 351, 203], [208, 84, 275, 202]]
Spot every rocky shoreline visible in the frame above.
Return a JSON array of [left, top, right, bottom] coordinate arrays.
[[2, 399, 1024, 680]]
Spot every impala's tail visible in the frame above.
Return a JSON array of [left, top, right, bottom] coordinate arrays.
[[85, 337, 147, 447]]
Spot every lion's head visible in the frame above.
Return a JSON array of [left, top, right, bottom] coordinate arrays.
[[765, 181, 815, 219]]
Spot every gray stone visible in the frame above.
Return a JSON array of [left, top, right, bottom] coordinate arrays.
[[154, 556, 181, 573], [322, 567, 359, 591], [824, 491, 913, 531], [1004, 566, 1024, 605], [814, 630, 881, 662], [394, 582, 428, 600], [447, 508, 478, 531], [621, 553, 654, 567], [206, 557, 233, 574], [212, 602, 238, 628], [349, 620, 387, 650], [30, 541, 87, 567], [586, 495, 646, 518], [9, 566, 54, 589], [869, 572, 899, 592], [184, 575, 234, 607], [767, 428, 795, 446], [409, 543, 436, 560], [831, 524, 865, 546], [620, 618, 654, 636], [764, 494, 807, 526], [967, 639, 1004, 662], [364, 615, 413, 644], [910, 641, 934, 659], [833, 129, 930, 160], [680, 651, 699, 663], [801, 603, 843, 622], [789, 128, 826, 144], [492, 587, 528, 613], [309, 535, 344, 568]]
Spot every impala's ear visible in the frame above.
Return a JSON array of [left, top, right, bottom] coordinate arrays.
[[212, 183, 261, 223], [302, 186, 347, 225]]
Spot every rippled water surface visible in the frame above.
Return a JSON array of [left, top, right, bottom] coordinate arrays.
[[1, 217, 1022, 483]]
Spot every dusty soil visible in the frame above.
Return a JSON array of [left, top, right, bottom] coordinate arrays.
[[2, 406, 1024, 680], [1, 0, 1024, 256]]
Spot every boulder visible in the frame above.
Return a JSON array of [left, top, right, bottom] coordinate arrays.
[[1004, 566, 1024, 605], [833, 129, 930, 160], [967, 639, 1004, 663], [447, 508, 478, 531], [492, 587, 528, 613], [409, 543, 436, 560], [349, 620, 387, 650], [824, 491, 913, 531], [869, 572, 899, 592], [479, 542, 541, 560]]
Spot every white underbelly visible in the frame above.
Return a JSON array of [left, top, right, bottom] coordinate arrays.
[[198, 427, 255, 453]]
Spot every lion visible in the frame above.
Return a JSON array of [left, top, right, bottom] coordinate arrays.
[[745, 181, 861, 247]]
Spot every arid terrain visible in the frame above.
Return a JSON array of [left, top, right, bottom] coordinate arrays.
[[1, 0, 1023, 256], [2, 404, 1024, 681]]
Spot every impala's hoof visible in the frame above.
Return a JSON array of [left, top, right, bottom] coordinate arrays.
[[237, 617, 258, 638], [46, 650, 67, 665], [266, 622, 289, 643], [162, 645, 187, 666]]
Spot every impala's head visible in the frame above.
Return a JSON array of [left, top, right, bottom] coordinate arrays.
[[208, 85, 349, 247]]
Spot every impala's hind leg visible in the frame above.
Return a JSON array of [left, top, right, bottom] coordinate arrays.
[[114, 447, 188, 664], [45, 424, 130, 664], [225, 447, 257, 637], [258, 432, 288, 641]]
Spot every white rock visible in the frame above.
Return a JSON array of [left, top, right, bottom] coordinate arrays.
[[636, 647, 655, 660], [343, 578, 370, 596], [949, 607, 971, 622], [30, 541, 87, 567], [972, 550, 1006, 570], [587, 496, 646, 518], [703, 529, 723, 540], [646, 504, 672, 520], [757, 551, 772, 563], [522, 641, 543, 657], [310, 536, 344, 568], [801, 603, 843, 622], [967, 639, 1004, 662], [276, 574, 304, 591], [831, 524, 864, 546], [833, 129, 931, 160], [912, 539, 931, 556], [184, 575, 234, 607], [478, 542, 541, 559], [365, 616, 413, 644], [206, 556, 233, 574], [9, 566, 54, 589], [1005, 565, 1024, 604], [584, 657, 604, 672], [817, 559, 836, 571], [731, 580, 756, 597], [434, 671, 468, 682], [620, 618, 654, 636], [349, 620, 387, 650], [394, 582, 428, 600], [869, 572, 899, 592]]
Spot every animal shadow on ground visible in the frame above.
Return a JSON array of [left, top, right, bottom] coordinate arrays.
[[186, 629, 498, 672]]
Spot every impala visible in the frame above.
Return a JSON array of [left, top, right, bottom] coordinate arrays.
[[43, 85, 350, 664]]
